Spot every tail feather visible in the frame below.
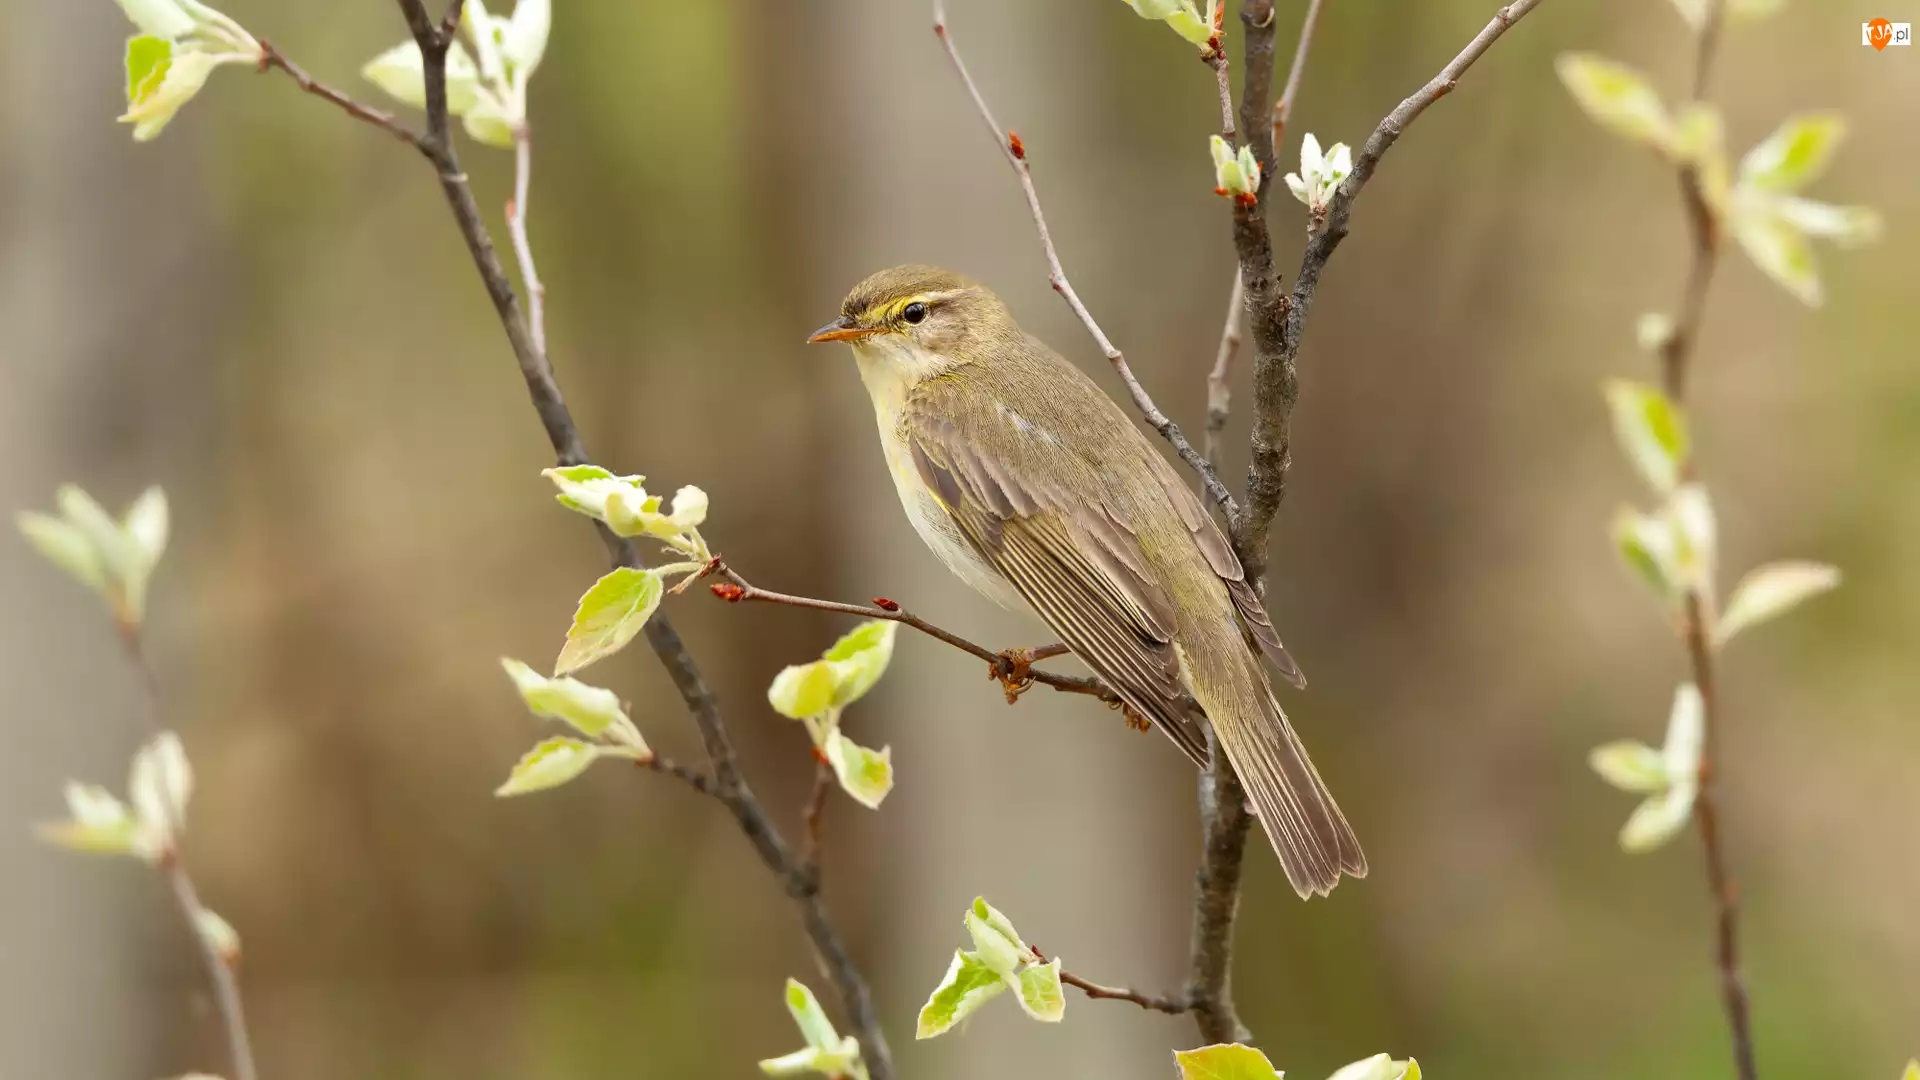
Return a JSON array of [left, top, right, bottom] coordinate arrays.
[[1192, 671, 1365, 898]]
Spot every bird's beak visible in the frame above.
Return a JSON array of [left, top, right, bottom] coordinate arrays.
[[807, 316, 882, 344]]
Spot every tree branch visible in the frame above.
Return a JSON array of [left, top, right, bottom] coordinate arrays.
[[1237, 0, 1547, 582], [930, 0, 1238, 520], [508, 129, 548, 359], [258, 41, 430, 155], [1059, 969, 1191, 1016], [362, 5, 896, 1074], [1270, 0, 1325, 150], [1655, 2, 1755, 1076]]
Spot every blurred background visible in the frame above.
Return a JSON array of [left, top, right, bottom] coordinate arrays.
[[2, 0, 1915, 1077]]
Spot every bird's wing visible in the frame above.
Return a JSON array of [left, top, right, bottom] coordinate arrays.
[[1149, 461, 1306, 688], [903, 408, 1211, 767]]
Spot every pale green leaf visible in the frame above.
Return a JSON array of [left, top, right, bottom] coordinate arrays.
[[464, 0, 508, 83], [1327, 1056, 1420, 1080], [1602, 380, 1688, 493], [494, 736, 601, 796], [1900, 1059, 1918, 1080], [123, 486, 169, 569], [964, 904, 1025, 978], [1121, 0, 1214, 48], [115, 0, 195, 38], [1013, 957, 1065, 1023], [1669, 483, 1717, 595], [1728, 197, 1822, 306], [1589, 740, 1668, 793], [194, 908, 241, 964], [500, 658, 644, 748], [1739, 113, 1846, 194], [824, 731, 893, 809], [1663, 683, 1705, 781], [783, 978, 841, 1051], [970, 896, 1029, 959], [768, 661, 840, 721], [119, 48, 222, 141], [1174, 1043, 1284, 1080], [1612, 506, 1679, 599], [360, 40, 484, 115], [126, 35, 172, 106], [915, 950, 1008, 1039], [555, 567, 662, 675], [55, 485, 133, 581], [462, 96, 518, 148], [1717, 560, 1840, 645], [18, 513, 107, 594], [822, 620, 897, 707], [128, 730, 191, 842], [1773, 197, 1882, 247], [35, 783, 148, 860], [1555, 53, 1675, 153], [502, 0, 551, 75], [1621, 783, 1695, 852]]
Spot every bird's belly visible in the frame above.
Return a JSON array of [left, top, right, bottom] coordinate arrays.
[[882, 439, 1032, 615]]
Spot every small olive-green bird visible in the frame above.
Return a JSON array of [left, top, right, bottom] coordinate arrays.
[[809, 265, 1365, 898]]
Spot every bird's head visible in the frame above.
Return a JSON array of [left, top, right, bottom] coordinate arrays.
[[808, 265, 1016, 380]]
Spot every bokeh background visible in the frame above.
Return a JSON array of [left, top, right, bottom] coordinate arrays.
[[3, 0, 1915, 1077]]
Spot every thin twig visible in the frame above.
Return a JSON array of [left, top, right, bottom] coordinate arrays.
[[644, 754, 720, 799], [121, 635, 259, 1080], [1059, 969, 1191, 1016], [258, 42, 429, 155], [1270, 0, 1325, 149], [712, 565, 1130, 708], [931, 0, 1238, 520], [1209, 55, 1237, 143], [369, 4, 896, 1074], [508, 129, 548, 358], [1204, 273, 1246, 467], [802, 759, 833, 869], [1656, 2, 1755, 1076]]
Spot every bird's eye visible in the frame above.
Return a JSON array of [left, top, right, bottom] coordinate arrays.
[[901, 302, 928, 325]]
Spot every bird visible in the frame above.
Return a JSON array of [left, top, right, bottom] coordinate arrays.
[[808, 264, 1365, 898]]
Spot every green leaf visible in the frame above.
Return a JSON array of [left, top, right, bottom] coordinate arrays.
[[494, 736, 601, 796], [1773, 197, 1882, 247], [1611, 506, 1679, 599], [123, 486, 169, 568], [115, 0, 195, 39], [1012, 957, 1065, 1023], [1728, 197, 1821, 306], [119, 48, 222, 141], [1620, 783, 1695, 852], [1120, 0, 1215, 48], [360, 40, 484, 115], [768, 661, 840, 721], [761, 979, 866, 1078], [1327, 1055, 1420, 1080], [126, 35, 173, 104], [915, 950, 1008, 1039], [1739, 113, 1846, 194], [1901, 1059, 1918, 1080], [35, 783, 148, 860], [17, 513, 107, 593], [555, 567, 662, 675], [128, 730, 192, 843], [1555, 53, 1675, 153], [824, 731, 894, 809], [783, 978, 840, 1051], [822, 620, 897, 708], [964, 904, 1026, 978], [1669, 483, 1717, 595], [462, 97, 518, 148], [500, 658, 645, 749], [1663, 683, 1705, 780], [1602, 380, 1688, 494], [1174, 1043, 1284, 1080], [1589, 740, 1668, 793], [1716, 560, 1840, 645]]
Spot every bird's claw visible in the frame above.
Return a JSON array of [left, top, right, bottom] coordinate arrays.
[[990, 648, 1037, 703]]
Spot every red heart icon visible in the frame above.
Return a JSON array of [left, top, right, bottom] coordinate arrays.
[[1868, 17, 1894, 50]]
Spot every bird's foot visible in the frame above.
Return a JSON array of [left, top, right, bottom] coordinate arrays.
[[990, 648, 1038, 703], [1111, 700, 1153, 733]]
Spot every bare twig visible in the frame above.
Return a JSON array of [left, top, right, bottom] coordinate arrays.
[[1204, 273, 1246, 466], [1059, 969, 1191, 1016], [1270, 0, 1325, 149], [258, 42, 429, 155], [362, 4, 896, 1074], [710, 565, 1131, 709], [1186, 743, 1253, 1044], [1209, 55, 1237, 143], [1652, 3, 1755, 1077], [1238, 0, 1548, 582], [121, 636, 259, 1080], [802, 759, 833, 868], [931, 0, 1238, 520], [508, 130, 548, 358], [643, 753, 720, 799]]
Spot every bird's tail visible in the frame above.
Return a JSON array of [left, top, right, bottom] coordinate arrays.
[[1184, 644, 1366, 898]]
